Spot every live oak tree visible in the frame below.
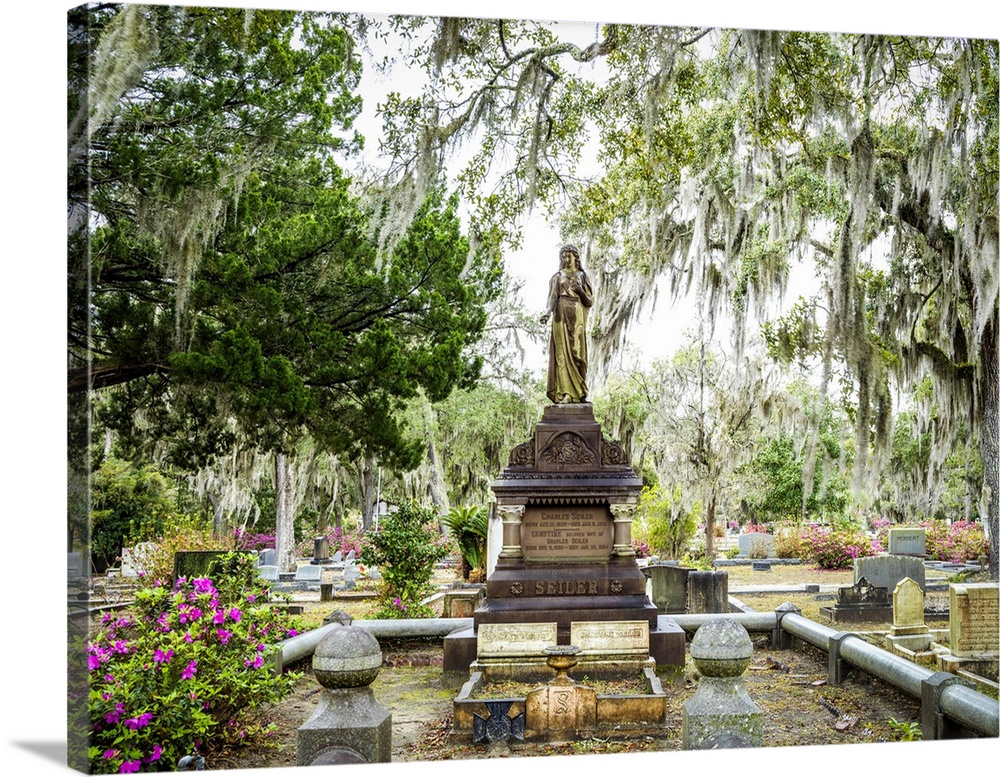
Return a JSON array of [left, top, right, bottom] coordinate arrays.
[[370, 16, 999, 578], [69, 6, 501, 570]]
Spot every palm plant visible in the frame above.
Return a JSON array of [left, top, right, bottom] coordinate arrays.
[[440, 505, 489, 580]]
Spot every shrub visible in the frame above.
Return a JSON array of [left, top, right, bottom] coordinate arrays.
[[638, 485, 698, 559], [801, 524, 880, 570], [440, 505, 489, 579], [233, 529, 276, 551], [132, 516, 234, 583], [294, 526, 364, 558], [923, 520, 989, 563], [360, 501, 450, 618], [91, 459, 184, 572], [773, 527, 809, 559], [85, 553, 299, 773]]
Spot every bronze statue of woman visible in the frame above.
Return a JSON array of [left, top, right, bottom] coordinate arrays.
[[540, 244, 593, 404]]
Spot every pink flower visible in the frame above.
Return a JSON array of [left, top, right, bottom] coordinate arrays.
[[145, 744, 163, 763], [153, 648, 173, 663], [245, 655, 264, 669], [228, 607, 242, 622], [103, 749, 118, 760], [181, 660, 198, 680], [119, 758, 141, 773], [216, 628, 232, 645]]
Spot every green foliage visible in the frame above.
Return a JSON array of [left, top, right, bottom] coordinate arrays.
[[360, 501, 450, 617], [440, 505, 489, 579], [74, 6, 502, 483], [90, 459, 187, 572], [129, 514, 235, 584], [887, 718, 922, 742], [84, 555, 299, 773], [638, 485, 699, 559], [772, 524, 810, 559]]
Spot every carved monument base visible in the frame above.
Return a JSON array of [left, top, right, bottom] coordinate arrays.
[[443, 404, 685, 682]]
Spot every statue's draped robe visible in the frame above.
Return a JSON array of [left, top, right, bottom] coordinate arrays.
[[545, 268, 593, 403]]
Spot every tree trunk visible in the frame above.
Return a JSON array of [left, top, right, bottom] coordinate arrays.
[[207, 490, 225, 538], [705, 490, 716, 560], [361, 454, 376, 533], [979, 310, 999, 581], [275, 452, 295, 574]]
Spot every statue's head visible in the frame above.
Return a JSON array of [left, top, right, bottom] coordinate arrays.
[[559, 243, 581, 270]]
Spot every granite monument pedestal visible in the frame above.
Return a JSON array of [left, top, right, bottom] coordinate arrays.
[[443, 404, 684, 683]]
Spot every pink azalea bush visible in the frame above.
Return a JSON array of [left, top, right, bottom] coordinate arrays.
[[800, 524, 881, 570], [85, 555, 299, 773], [922, 520, 988, 563]]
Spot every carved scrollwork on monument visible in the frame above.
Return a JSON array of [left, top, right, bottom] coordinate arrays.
[[601, 438, 628, 466], [508, 441, 534, 467], [538, 432, 597, 467]]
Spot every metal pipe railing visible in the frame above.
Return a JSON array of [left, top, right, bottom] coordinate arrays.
[[778, 611, 998, 738]]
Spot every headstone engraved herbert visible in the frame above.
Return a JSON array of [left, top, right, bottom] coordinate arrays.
[[442, 401, 684, 678], [949, 583, 999, 658], [887, 528, 926, 557]]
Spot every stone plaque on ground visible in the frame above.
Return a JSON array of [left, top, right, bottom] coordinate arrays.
[[854, 554, 926, 592], [570, 620, 648, 659], [519, 506, 613, 562], [477, 622, 558, 659], [887, 528, 926, 557], [949, 583, 999, 657], [737, 532, 773, 558]]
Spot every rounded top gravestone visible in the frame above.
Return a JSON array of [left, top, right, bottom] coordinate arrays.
[[690, 618, 753, 678], [312, 625, 383, 688]]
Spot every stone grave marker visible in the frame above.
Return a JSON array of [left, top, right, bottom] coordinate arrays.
[[313, 536, 331, 564], [568, 620, 653, 678], [331, 550, 343, 563], [345, 550, 356, 562], [67, 552, 87, 580], [472, 622, 559, 683], [737, 532, 773, 559], [644, 565, 692, 614], [854, 554, 925, 592], [820, 576, 892, 623], [887, 528, 926, 557], [295, 564, 322, 582], [949, 583, 999, 658], [121, 542, 155, 578], [258, 565, 279, 582], [477, 622, 558, 660], [258, 548, 277, 567], [892, 577, 927, 635], [343, 560, 359, 589]]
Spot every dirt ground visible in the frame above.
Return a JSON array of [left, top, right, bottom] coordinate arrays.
[[206, 561, 989, 771]]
